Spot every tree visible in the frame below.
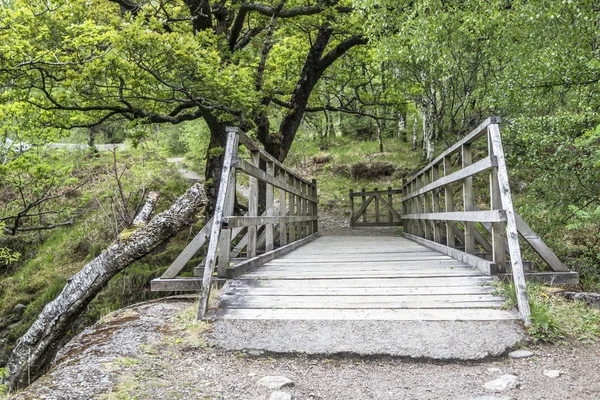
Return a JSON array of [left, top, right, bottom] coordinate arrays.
[[0, 0, 367, 205]]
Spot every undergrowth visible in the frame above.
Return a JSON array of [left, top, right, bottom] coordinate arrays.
[[495, 282, 600, 343]]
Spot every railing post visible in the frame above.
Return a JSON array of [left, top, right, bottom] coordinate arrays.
[[431, 164, 442, 243], [301, 181, 308, 238], [415, 176, 424, 237], [489, 123, 531, 324], [361, 188, 367, 223], [265, 161, 274, 252], [216, 167, 236, 278], [374, 188, 380, 224], [312, 179, 319, 233], [401, 180, 408, 232], [349, 189, 355, 226], [422, 174, 432, 240], [443, 156, 456, 248], [462, 144, 475, 254], [288, 175, 297, 242], [247, 150, 259, 258], [488, 131, 506, 272], [279, 170, 287, 246], [387, 186, 393, 223], [197, 127, 239, 319]]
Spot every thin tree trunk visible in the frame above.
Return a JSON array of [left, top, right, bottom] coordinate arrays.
[[376, 118, 384, 152], [412, 114, 418, 151], [397, 111, 407, 142], [3, 184, 207, 390]]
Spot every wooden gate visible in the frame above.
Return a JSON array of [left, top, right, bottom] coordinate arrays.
[[349, 187, 403, 227]]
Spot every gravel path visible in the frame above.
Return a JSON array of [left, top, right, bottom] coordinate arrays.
[[9, 299, 600, 400]]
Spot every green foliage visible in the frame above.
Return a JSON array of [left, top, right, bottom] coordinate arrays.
[[496, 282, 600, 343]]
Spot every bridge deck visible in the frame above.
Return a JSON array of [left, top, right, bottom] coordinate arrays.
[[215, 235, 519, 321]]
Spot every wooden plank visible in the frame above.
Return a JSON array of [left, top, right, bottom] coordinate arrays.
[[422, 174, 432, 240], [220, 295, 505, 309], [225, 215, 317, 228], [226, 286, 495, 296], [361, 188, 367, 223], [431, 164, 442, 242], [349, 189, 355, 225], [349, 188, 403, 197], [265, 161, 274, 252], [216, 169, 235, 278], [489, 123, 531, 324], [402, 157, 497, 202], [408, 116, 501, 182], [235, 158, 317, 203], [514, 212, 569, 272], [350, 222, 403, 227], [237, 130, 315, 187], [240, 271, 485, 279], [228, 276, 495, 288], [402, 233, 496, 275], [226, 232, 320, 279], [403, 210, 506, 222], [151, 278, 204, 292], [161, 216, 213, 279], [216, 308, 519, 321], [498, 271, 579, 286], [197, 128, 238, 319]]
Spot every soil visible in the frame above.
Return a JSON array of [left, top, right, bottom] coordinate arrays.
[[6, 298, 600, 400]]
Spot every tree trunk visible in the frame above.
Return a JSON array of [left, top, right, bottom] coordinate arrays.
[[2, 184, 207, 390], [397, 110, 407, 142], [202, 111, 228, 215], [376, 119, 384, 152], [326, 110, 336, 138], [412, 114, 418, 151]]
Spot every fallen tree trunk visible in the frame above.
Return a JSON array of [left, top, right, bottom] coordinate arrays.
[[2, 183, 207, 390]]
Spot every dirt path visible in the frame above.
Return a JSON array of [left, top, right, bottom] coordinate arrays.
[[8, 299, 600, 400]]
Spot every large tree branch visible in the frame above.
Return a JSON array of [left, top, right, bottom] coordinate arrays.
[[243, 1, 351, 18], [318, 35, 368, 73]]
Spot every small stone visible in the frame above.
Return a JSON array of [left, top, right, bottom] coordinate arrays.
[[508, 350, 534, 359], [257, 376, 294, 390], [487, 367, 502, 374], [12, 303, 26, 318], [483, 374, 518, 392], [269, 391, 292, 400], [543, 369, 564, 378]]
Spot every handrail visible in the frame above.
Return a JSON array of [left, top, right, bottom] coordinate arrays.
[[400, 117, 531, 324], [197, 127, 318, 319]]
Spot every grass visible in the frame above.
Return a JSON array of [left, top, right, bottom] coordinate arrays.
[[495, 282, 600, 343]]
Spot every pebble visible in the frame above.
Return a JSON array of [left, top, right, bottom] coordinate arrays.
[[487, 367, 502, 374], [257, 376, 295, 390], [472, 396, 511, 400], [483, 374, 518, 392], [269, 391, 292, 400], [508, 350, 534, 359], [543, 369, 564, 378]]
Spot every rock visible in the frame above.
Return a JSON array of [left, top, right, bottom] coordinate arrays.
[[12, 303, 26, 318], [543, 369, 564, 378], [257, 376, 294, 390], [559, 292, 600, 309], [487, 367, 502, 374], [508, 350, 534, 359], [269, 391, 292, 400], [483, 374, 518, 392]]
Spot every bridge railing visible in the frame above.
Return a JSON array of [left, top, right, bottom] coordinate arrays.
[[401, 117, 532, 323], [195, 127, 318, 318]]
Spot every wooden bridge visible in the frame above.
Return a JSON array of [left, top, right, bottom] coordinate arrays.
[[152, 117, 577, 327]]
